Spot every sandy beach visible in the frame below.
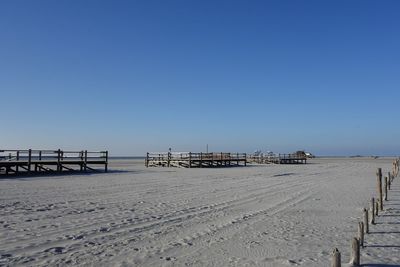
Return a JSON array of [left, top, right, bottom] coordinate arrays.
[[0, 157, 399, 266]]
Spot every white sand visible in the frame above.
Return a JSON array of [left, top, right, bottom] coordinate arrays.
[[0, 158, 399, 266]]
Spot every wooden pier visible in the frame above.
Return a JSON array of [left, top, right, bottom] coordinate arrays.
[[248, 153, 307, 164], [0, 149, 108, 176], [145, 152, 247, 168]]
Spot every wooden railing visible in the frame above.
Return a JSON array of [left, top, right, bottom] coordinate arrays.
[[0, 149, 108, 174], [146, 152, 247, 168]]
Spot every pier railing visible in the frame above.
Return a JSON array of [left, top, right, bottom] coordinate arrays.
[[247, 153, 307, 164], [0, 149, 108, 175], [146, 152, 247, 168]]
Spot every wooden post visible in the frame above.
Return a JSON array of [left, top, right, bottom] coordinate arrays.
[[105, 151, 108, 172], [39, 151, 42, 160], [189, 152, 192, 168], [349, 237, 360, 266], [80, 151, 84, 171], [388, 172, 391, 190], [244, 153, 247, 166], [331, 248, 341, 267], [363, 208, 369, 234], [370, 198, 375, 225], [358, 222, 364, 248], [167, 152, 171, 167], [84, 150, 88, 171], [200, 152, 203, 168], [28, 149, 32, 172], [375, 201, 379, 216], [384, 176, 388, 201], [16, 151, 19, 173], [377, 168, 383, 211], [145, 152, 149, 168], [57, 149, 61, 172]]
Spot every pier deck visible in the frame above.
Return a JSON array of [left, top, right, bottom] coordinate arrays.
[[146, 152, 247, 168], [0, 149, 108, 176]]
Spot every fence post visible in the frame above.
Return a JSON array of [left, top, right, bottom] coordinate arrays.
[[57, 149, 61, 172], [84, 150, 88, 172], [16, 151, 19, 173], [189, 152, 192, 168], [384, 176, 388, 201], [79, 151, 83, 171], [105, 151, 108, 172], [375, 201, 379, 216], [358, 222, 364, 248], [28, 149, 32, 173], [363, 208, 369, 234], [370, 198, 375, 225], [388, 172, 392, 189], [349, 237, 360, 266], [377, 168, 383, 211], [331, 248, 341, 267]]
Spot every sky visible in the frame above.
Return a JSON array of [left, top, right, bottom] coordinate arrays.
[[1, 0, 400, 156]]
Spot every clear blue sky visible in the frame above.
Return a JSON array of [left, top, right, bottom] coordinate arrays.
[[1, 1, 399, 156]]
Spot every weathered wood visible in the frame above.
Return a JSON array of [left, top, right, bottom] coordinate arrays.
[[0, 149, 108, 175], [375, 201, 379, 216], [377, 168, 383, 211], [388, 172, 391, 190], [349, 237, 360, 266], [331, 248, 341, 267], [363, 208, 369, 234], [57, 149, 61, 172], [370, 198, 375, 225], [84, 150, 88, 172], [247, 153, 307, 164], [16, 151, 19, 172], [28, 149, 32, 172], [146, 152, 247, 168], [358, 222, 364, 248], [104, 151, 108, 172], [384, 176, 388, 201]]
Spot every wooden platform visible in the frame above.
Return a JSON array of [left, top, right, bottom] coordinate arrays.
[[0, 149, 108, 176], [248, 154, 307, 164], [145, 152, 247, 168]]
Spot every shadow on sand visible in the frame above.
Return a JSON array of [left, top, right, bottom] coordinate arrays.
[[0, 169, 135, 180], [362, 264, 400, 267]]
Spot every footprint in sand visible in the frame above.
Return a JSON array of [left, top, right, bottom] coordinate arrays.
[[44, 247, 65, 254]]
